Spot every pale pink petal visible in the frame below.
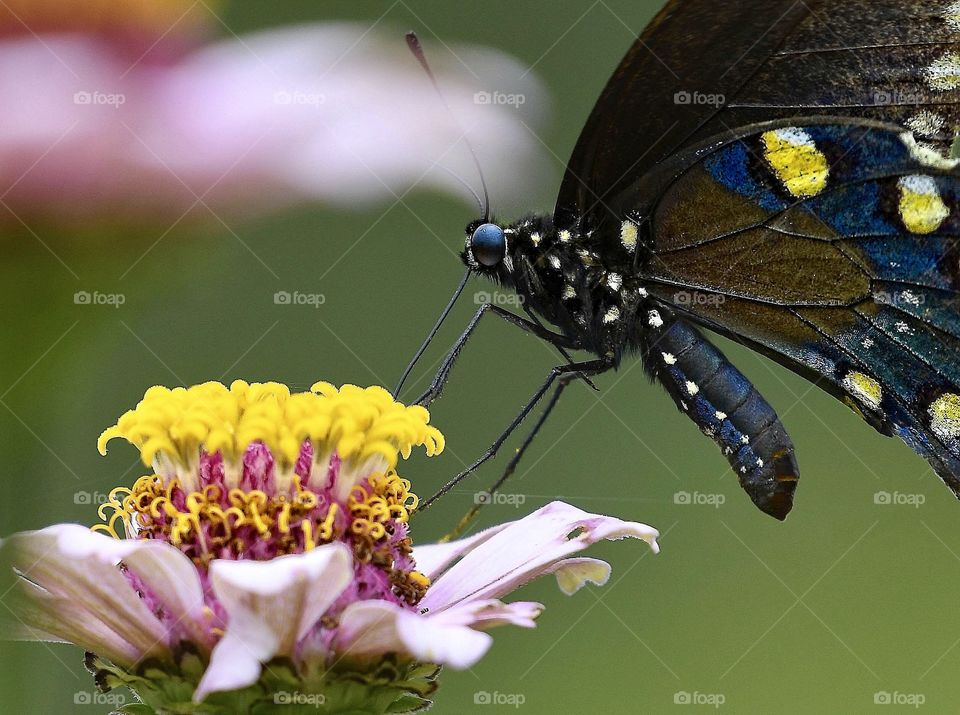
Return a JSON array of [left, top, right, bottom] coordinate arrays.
[[438, 599, 543, 631], [1, 578, 145, 667], [195, 543, 352, 701], [411, 522, 511, 580], [0, 524, 199, 667], [420, 501, 659, 613], [335, 600, 492, 671]]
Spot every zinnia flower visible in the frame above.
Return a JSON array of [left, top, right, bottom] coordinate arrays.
[[0, 380, 659, 713]]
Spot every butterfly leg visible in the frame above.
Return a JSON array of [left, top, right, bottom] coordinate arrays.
[[413, 303, 580, 407], [416, 358, 612, 523], [436, 358, 613, 540]]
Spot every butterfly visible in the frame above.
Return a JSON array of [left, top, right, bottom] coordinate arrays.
[[397, 0, 960, 524]]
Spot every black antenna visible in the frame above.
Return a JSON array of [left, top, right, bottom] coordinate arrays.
[[394, 268, 472, 400], [406, 31, 491, 221], [437, 165, 485, 216]]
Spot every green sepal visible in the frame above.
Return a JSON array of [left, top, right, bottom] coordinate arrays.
[[85, 649, 441, 715]]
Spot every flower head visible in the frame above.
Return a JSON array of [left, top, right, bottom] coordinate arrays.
[[1, 380, 658, 714]]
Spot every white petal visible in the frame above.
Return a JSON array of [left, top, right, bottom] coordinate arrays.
[[335, 600, 492, 671], [195, 543, 352, 701], [421, 501, 658, 613], [0, 524, 199, 666]]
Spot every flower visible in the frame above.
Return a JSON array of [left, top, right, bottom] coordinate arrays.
[[0, 1, 549, 224], [0, 380, 659, 714]]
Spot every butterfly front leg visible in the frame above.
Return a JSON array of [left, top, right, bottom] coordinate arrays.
[[411, 302, 581, 407], [642, 310, 800, 520], [416, 357, 613, 537]]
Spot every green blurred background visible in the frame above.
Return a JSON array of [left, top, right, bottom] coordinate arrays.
[[2, 1, 958, 712]]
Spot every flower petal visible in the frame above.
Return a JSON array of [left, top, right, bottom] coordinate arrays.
[[195, 542, 352, 701], [420, 501, 658, 612], [335, 600, 493, 671], [441, 599, 544, 631], [545, 557, 611, 595], [0, 524, 200, 667], [411, 522, 510, 580]]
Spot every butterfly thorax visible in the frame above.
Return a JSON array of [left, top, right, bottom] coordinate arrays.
[[463, 214, 653, 364]]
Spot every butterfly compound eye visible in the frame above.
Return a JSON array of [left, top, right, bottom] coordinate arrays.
[[470, 223, 506, 267]]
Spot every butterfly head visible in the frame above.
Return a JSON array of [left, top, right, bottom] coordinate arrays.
[[462, 220, 508, 271]]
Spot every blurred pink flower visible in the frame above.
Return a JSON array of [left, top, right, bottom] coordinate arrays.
[[0, 19, 549, 224]]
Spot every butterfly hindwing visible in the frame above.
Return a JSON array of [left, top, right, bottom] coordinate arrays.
[[640, 120, 960, 496]]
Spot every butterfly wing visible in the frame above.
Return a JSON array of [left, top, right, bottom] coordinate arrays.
[[639, 120, 960, 495], [557, 0, 960, 231]]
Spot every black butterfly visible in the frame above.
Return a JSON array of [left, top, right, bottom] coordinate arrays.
[[397, 0, 960, 525]]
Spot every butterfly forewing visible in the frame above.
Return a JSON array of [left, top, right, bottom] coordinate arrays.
[[558, 0, 960, 231]]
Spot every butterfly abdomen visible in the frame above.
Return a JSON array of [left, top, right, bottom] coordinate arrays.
[[641, 309, 799, 519]]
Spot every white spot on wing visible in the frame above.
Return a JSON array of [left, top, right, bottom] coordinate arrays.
[[946, 1, 960, 31], [603, 306, 621, 324], [647, 310, 663, 328], [926, 52, 960, 91], [906, 110, 946, 138], [685, 381, 699, 396], [662, 352, 677, 365]]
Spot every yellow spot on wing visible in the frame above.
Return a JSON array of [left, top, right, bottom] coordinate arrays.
[[620, 220, 638, 252], [842, 371, 882, 410], [761, 128, 829, 198], [930, 393, 960, 440], [898, 175, 950, 234]]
